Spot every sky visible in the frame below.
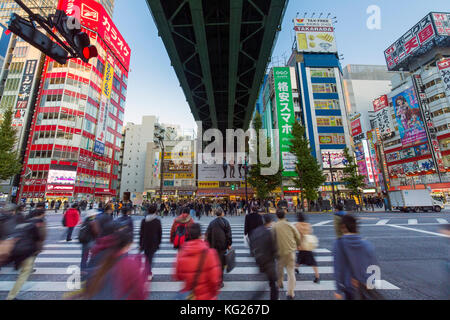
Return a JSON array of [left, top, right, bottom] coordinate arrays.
[[113, 0, 450, 130]]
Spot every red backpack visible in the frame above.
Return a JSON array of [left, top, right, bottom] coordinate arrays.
[[173, 223, 187, 249]]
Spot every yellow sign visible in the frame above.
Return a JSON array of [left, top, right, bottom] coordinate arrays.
[[160, 173, 174, 179], [163, 152, 194, 160], [198, 181, 219, 189], [101, 60, 114, 99], [273, 187, 282, 194], [175, 173, 194, 179]]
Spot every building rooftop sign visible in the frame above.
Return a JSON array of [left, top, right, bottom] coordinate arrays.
[[384, 12, 450, 72]]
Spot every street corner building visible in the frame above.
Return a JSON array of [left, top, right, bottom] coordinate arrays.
[[1, 0, 131, 204]]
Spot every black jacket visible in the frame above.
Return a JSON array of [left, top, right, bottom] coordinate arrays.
[[206, 217, 232, 251], [244, 212, 264, 236], [249, 225, 277, 269], [139, 214, 162, 254]]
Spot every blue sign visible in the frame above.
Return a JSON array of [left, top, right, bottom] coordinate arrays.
[[94, 141, 105, 155], [0, 24, 11, 59]]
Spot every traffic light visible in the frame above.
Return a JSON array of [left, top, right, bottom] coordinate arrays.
[[50, 10, 98, 63], [7, 13, 68, 64], [231, 184, 235, 191]]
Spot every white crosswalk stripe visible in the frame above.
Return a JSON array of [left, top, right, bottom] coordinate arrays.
[[0, 222, 400, 298]]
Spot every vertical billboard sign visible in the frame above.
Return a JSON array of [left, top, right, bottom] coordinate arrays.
[[273, 67, 296, 177], [351, 118, 362, 137], [294, 18, 337, 53], [392, 87, 427, 147], [413, 74, 446, 173], [373, 95, 395, 138], [362, 140, 375, 183], [94, 55, 114, 154], [12, 60, 38, 127], [437, 58, 450, 105]]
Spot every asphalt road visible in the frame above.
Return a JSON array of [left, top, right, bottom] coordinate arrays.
[[0, 209, 448, 300]]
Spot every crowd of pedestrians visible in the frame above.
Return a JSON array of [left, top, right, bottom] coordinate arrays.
[[2, 196, 435, 300]]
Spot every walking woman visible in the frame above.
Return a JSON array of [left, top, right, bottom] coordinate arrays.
[[294, 212, 320, 283]]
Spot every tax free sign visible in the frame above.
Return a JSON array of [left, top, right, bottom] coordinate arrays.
[[273, 67, 296, 177]]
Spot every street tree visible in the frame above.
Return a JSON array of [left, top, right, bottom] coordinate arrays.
[[247, 112, 282, 201], [289, 122, 326, 211], [0, 106, 22, 181], [342, 147, 365, 209]]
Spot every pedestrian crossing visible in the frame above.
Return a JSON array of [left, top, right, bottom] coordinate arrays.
[[0, 222, 401, 300]]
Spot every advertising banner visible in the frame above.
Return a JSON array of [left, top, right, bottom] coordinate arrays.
[[432, 12, 450, 36], [60, 0, 131, 70], [318, 133, 346, 145], [12, 60, 38, 127], [197, 164, 245, 182], [273, 67, 296, 177], [392, 87, 427, 147], [351, 118, 362, 137], [48, 170, 77, 185], [437, 58, 450, 105], [321, 150, 348, 169], [384, 13, 437, 70], [94, 56, 114, 155], [362, 140, 375, 183], [294, 18, 337, 53], [198, 181, 220, 189]]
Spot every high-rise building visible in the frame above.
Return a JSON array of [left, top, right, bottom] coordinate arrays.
[[16, 0, 130, 203], [342, 64, 398, 193], [375, 12, 450, 200], [286, 17, 353, 202], [120, 116, 157, 200]]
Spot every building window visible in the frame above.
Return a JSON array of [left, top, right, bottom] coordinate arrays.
[[312, 83, 337, 94], [310, 68, 335, 78], [314, 99, 340, 110]]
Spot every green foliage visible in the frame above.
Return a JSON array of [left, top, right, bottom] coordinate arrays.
[[0, 106, 22, 180], [289, 122, 326, 208], [342, 147, 365, 196], [247, 112, 282, 200]]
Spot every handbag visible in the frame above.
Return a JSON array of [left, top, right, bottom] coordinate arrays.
[[62, 214, 67, 227], [175, 249, 208, 300], [302, 234, 319, 252], [243, 234, 250, 248], [224, 248, 236, 273], [338, 240, 384, 300]]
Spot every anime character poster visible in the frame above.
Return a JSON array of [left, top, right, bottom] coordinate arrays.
[[392, 87, 427, 147]]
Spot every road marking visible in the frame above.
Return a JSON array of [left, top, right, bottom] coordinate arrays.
[[376, 219, 390, 225], [0, 280, 399, 293], [408, 219, 418, 225], [312, 220, 332, 226], [0, 266, 335, 276], [387, 225, 449, 238], [437, 219, 448, 224]]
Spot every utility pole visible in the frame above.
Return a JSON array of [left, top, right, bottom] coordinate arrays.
[[160, 142, 165, 201], [154, 123, 166, 202]]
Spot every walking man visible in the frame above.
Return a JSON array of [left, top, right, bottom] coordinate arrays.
[[63, 203, 80, 242], [272, 209, 301, 300], [139, 204, 162, 281], [205, 208, 232, 288]]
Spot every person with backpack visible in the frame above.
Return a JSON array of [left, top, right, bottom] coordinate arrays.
[[75, 219, 149, 300], [333, 214, 380, 300], [174, 223, 222, 300], [205, 208, 232, 288], [294, 212, 320, 284], [78, 209, 100, 278], [272, 209, 301, 300], [249, 214, 278, 300], [170, 207, 195, 250], [6, 205, 46, 300], [139, 204, 162, 281], [63, 203, 81, 242], [116, 207, 134, 239]]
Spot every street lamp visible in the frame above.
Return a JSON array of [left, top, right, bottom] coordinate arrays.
[[154, 124, 166, 201]]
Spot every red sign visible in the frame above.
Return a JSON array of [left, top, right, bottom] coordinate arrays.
[[373, 95, 389, 112], [351, 119, 362, 137], [47, 185, 75, 192], [59, 0, 131, 70]]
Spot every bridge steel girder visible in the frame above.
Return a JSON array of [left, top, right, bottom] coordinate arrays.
[[146, 0, 201, 122], [146, 0, 288, 132], [243, 0, 288, 129]]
